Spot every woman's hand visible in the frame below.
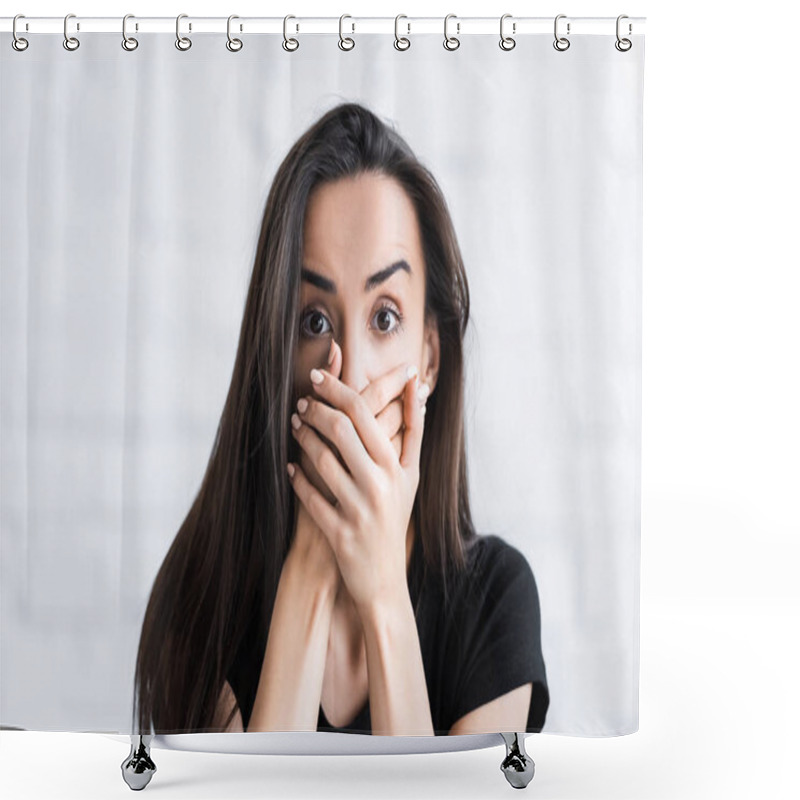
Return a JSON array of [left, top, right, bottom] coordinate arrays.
[[287, 340, 427, 595], [287, 352, 428, 616], [287, 344, 342, 594]]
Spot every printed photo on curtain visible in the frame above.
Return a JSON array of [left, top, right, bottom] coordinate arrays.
[[0, 14, 644, 761]]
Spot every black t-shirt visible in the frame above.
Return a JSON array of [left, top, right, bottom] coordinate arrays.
[[228, 532, 549, 734]]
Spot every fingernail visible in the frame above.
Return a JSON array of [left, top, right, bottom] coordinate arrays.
[[407, 364, 419, 380], [286, 463, 296, 478], [310, 368, 324, 385], [327, 340, 335, 365], [291, 413, 302, 430], [417, 382, 430, 403], [297, 397, 309, 414]]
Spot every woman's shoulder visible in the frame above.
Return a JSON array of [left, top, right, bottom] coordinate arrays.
[[464, 532, 536, 580], [414, 532, 541, 624], [452, 532, 541, 608], [446, 533, 549, 732]]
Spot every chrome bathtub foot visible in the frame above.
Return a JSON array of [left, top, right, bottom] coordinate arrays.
[[121, 734, 156, 790], [499, 732, 535, 789]]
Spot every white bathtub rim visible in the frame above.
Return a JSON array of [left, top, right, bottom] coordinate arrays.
[[103, 730, 514, 756]]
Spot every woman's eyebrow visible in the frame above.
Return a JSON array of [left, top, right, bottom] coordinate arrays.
[[301, 259, 411, 294]]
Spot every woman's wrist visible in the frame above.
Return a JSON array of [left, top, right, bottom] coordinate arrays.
[[283, 543, 340, 604], [356, 584, 413, 636], [249, 537, 337, 732]]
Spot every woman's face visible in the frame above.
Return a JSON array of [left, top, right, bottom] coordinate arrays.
[[294, 171, 439, 411]]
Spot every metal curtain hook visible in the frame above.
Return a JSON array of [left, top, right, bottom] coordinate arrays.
[[499, 13, 516, 51], [227, 15, 243, 51], [283, 14, 299, 51], [339, 14, 356, 50], [339, 14, 355, 50], [394, 14, 410, 50], [443, 13, 460, 51], [615, 14, 632, 51], [553, 14, 570, 51], [63, 13, 80, 51], [12, 14, 29, 51], [176, 13, 192, 50], [122, 14, 138, 51]]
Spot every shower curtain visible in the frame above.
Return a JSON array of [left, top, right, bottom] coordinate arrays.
[[1, 18, 644, 739]]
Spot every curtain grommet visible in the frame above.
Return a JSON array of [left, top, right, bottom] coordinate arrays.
[[338, 14, 355, 51], [175, 14, 192, 51], [443, 13, 460, 51], [499, 14, 516, 51], [283, 14, 299, 52], [394, 15, 411, 51], [553, 14, 570, 51], [63, 13, 80, 51], [12, 14, 29, 51], [615, 15, 633, 51], [121, 14, 139, 51], [226, 15, 243, 52]]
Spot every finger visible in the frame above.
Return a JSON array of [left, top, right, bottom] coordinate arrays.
[[297, 440, 337, 506], [300, 338, 345, 496], [359, 361, 422, 419], [400, 374, 425, 473], [375, 396, 405, 442], [291, 413, 360, 511], [296, 398, 376, 491], [328, 344, 422, 437], [320, 338, 346, 465], [327, 337, 342, 379], [309, 366, 414, 470], [390, 430, 403, 460], [286, 461, 341, 547], [315, 346, 418, 467], [310, 342, 405, 476], [381, 384, 429, 428]]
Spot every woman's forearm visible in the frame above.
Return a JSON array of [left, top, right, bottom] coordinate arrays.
[[247, 551, 336, 732], [359, 588, 435, 736]]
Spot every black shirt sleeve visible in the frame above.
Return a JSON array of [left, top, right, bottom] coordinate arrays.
[[448, 535, 549, 732]]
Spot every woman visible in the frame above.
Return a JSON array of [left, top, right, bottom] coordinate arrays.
[[133, 101, 548, 736]]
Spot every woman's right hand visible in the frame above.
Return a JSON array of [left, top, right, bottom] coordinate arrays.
[[287, 339, 427, 591], [287, 339, 346, 594]]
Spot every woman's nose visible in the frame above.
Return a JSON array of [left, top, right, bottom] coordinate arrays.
[[337, 339, 370, 395]]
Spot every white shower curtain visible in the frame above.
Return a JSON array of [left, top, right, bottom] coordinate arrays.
[[1, 25, 644, 736]]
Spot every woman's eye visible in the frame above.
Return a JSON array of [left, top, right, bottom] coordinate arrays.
[[300, 309, 331, 338], [300, 304, 404, 339], [373, 304, 403, 336]]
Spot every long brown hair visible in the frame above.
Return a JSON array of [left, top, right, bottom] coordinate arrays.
[[132, 101, 476, 734]]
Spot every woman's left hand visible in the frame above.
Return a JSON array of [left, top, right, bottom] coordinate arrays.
[[288, 362, 427, 616]]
